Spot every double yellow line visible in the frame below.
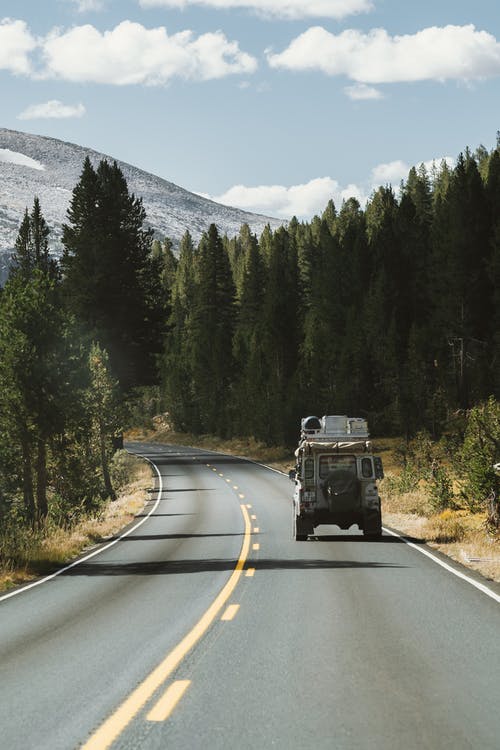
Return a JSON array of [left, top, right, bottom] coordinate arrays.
[[83, 502, 252, 749]]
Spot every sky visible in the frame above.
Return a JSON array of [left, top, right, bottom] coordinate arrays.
[[1, 0, 500, 220]]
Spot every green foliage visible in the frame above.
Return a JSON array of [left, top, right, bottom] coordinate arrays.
[[61, 157, 164, 391], [0, 198, 128, 545], [109, 450, 142, 493], [428, 462, 455, 511], [458, 397, 500, 511], [159, 138, 499, 446]]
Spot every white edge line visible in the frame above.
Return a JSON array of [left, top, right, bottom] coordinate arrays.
[[131, 442, 500, 605], [381, 525, 500, 604], [0, 452, 163, 604], [223, 454, 500, 605]]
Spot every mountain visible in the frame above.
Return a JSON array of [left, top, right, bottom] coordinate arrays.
[[0, 128, 283, 281]]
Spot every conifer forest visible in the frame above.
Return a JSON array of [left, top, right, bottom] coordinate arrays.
[[0, 140, 499, 533]]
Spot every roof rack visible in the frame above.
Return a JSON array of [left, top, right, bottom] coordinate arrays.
[[300, 415, 369, 441]]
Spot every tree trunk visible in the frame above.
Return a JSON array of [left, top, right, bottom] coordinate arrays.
[[36, 436, 48, 523], [99, 424, 116, 501], [20, 425, 36, 526]]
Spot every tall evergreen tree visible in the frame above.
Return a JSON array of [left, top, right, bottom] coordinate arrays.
[[254, 226, 300, 443], [189, 224, 236, 436], [0, 269, 67, 524], [12, 197, 57, 280], [232, 233, 266, 435], [62, 158, 160, 390], [162, 231, 197, 430]]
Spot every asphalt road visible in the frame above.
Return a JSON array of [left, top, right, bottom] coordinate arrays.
[[1, 442, 499, 750]]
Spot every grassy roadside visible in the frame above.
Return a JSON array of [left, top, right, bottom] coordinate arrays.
[[372, 438, 500, 584], [3, 424, 497, 592], [0, 454, 152, 594], [129, 421, 500, 585]]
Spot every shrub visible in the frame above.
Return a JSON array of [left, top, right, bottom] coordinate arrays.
[[109, 450, 142, 492], [428, 461, 455, 512], [458, 397, 500, 511]]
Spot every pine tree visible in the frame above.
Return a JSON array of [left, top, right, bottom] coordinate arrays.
[[0, 200, 67, 523], [254, 227, 300, 443], [86, 343, 120, 501], [0, 270, 67, 524], [62, 158, 159, 390], [232, 234, 266, 435], [12, 197, 57, 280], [431, 152, 491, 408], [189, 224, 236, 436], [162, 231, 197, 430]]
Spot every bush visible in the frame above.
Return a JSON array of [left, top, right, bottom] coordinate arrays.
[[428, 461, 455, 511], [109, 450, 142, 492], [0, 516, 43, 567], [458, 397, 500, 511]]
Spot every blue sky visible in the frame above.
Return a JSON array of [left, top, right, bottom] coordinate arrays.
[[1, 0, 500, 219]]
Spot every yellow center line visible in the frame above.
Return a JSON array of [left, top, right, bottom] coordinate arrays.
[[82, 504, 252, 750], [251, 514, 256, 520], [232, 485, 238, 490], [146, 681, 191, 723], [245, 568, 255, 577], [254, 527, 260, 533], [252, 543, 260, 551]]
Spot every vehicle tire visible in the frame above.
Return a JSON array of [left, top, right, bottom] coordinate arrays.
[[293, 515, 311, 541], [363, 509, 382, 538], [363, 528, 382, 538]]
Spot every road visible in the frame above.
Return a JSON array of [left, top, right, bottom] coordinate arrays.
[[0, 442, 499, 750]]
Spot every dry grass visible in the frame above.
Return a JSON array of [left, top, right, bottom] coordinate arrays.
[[380, 456, 500, 583], [0, 461, 151, 593]]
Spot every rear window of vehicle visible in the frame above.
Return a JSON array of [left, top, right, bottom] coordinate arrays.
[[319, 455, 356, 479]]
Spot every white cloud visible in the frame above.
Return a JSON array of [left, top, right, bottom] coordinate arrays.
[[67, 0, 104, 11], [138, 0, 373, 20], [371, 160, 410, 184], [344, 82, 383, 100], [17, 99, 86, 120], [212, 177, 342, 219], [0, 18, 36, 75], [207, 155, 457, 219], [267, 24, 500, 83], [40, 20, 257, 84], [370, 157, 455, 186], [0, 148, 45, 171]]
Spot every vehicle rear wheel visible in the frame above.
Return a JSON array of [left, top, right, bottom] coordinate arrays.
[[293, 516, 312, 541], [363, 528, 382, 538], [363, 509, 382, 538]]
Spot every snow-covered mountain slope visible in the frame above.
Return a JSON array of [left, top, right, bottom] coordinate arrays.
[[0, 128, 283, 279]]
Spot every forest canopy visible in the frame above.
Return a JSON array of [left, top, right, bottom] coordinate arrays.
[[162, 144, 499, 444]]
